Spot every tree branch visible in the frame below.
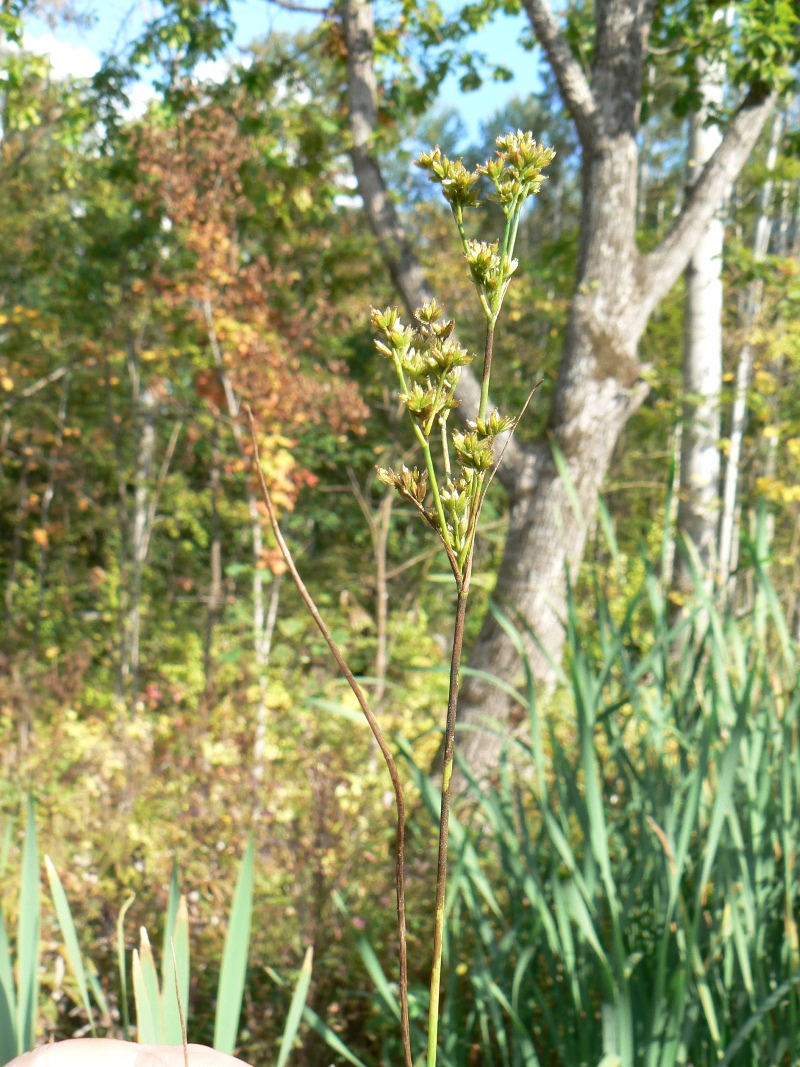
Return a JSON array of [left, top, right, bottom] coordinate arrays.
[[341, 0, 525, 490], [520, 0, 599, 151], [637, 86, 776, 325], [265, 0, 330, 14]]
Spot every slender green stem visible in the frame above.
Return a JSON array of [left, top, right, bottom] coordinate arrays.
[[458, 473, 484, 572], [491, 203, 522, 320], [248, 411, 413, 1067], [440, 414, 452, 481], [479, 323, 495, 421], [498, 203, 514, 274], [452, 205, 470, 256], [507, 202, 523, 263], [452, 205, 493, 320], [427, 582, 470, 1067], [391, 354, 409, 394], [424, 376, 446, 437], [415, 425, 451, 547]]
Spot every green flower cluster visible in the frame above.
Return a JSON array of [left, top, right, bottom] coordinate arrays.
[[417, 130, 555, 326], [374, 130, 553, 585], [372, 300, 515, 569]]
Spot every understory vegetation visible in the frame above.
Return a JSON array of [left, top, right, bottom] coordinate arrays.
[[1, 1, 800, 1065]]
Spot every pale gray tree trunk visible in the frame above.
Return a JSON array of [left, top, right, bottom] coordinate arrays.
[[125, 379, 156, 716], [718, 111, 783, 589], [673, 42, 726, 596], [203, 419, 223, 708], [342, 0, 775, 777], [122, 365, 181, 719], [348, 468, 394, 704]]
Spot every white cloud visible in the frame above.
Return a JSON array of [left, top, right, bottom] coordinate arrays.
[[22, 30, 100, 80], [123, 79, 157, 120], [193, 56, 230, 84]]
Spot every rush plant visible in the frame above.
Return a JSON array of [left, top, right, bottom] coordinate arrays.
[[249, 130, 554, 1067]]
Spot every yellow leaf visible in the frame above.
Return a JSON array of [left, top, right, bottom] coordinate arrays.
[[32, 527, 49, 548], [1, 376, 13, 392]]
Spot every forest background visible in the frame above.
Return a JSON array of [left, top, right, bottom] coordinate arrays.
[[1, 0, 800, 1064]]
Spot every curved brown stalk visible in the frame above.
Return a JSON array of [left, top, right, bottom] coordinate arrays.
[[246, 407, 412, 1067]]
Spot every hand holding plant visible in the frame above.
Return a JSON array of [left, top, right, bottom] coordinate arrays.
[[249, 129, 554, 1067]]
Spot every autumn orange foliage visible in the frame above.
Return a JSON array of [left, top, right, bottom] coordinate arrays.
[[134, 96, 367, 507]]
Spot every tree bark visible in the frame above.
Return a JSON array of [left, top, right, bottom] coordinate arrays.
[[127, 380, 156, 717], [673, 38, 726, 597], [348, 467, 393, 704], [203, 419, 223, 711], [718, 110, 783, 589], [341, 0, 775, 778]]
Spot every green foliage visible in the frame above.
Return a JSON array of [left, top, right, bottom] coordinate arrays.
[[0, 797, 40, 1064], [361, 534, 800, 1067], [42, 831, 332, 1064], [213, 837, 254, 1055], [44, 857, 98, 1039], [2, 2, 800, 1064]]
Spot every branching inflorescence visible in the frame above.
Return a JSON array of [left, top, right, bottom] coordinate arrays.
[[371, 130, 554, 1067], [250, 130, 553, 1067], [373, 131, 554, 593]]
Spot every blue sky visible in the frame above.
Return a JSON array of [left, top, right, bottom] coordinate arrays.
[[24, 1, 540, 139]]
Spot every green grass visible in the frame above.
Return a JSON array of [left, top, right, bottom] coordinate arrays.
[[363, 527, 800, 1067]]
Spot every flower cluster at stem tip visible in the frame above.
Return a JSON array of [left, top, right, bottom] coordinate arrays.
[[418, 130, 555, 321], [372, 131, 554, 583], [371, 132, 554, 584]]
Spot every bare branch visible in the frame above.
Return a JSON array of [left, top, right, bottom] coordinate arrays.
[[265, 0, 329, 14], [520, 0, 599, 150], [143, 420, 183, 565], [19, 364, 71, 399], [638, 87, 776, 325]]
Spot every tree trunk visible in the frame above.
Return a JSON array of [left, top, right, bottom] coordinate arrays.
[[203, 419, 223, 715], [33, 375, 69, 646], [127, 384, 156, 717], [673, 47, 726, 596], [348, 467, 393, 704], [342, 0, 775, 778], [457, 128, 650, 771], [718, 111, 783, 589]]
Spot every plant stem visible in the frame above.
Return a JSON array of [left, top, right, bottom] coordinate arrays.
[[427, 581, 470, 1067], [248, 409, 413, 1067], [416, 426, 451, 547], [479, 323, 495, 421], [440, 414, 452, 481]]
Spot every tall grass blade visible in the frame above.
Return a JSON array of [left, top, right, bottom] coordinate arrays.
[[303, 1005, 368, 1067], [276, 946, 313, 1067], [117, 893, 136, 1041], [132, 947, 159, 1045], [0, 902, 17, 1064], [138, 927, 165, 1042], [44, 856, 96, 1037], [213, 835, 255, 1054], [16, 796, 39, 1054], [162, 896, 190, 1045]]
